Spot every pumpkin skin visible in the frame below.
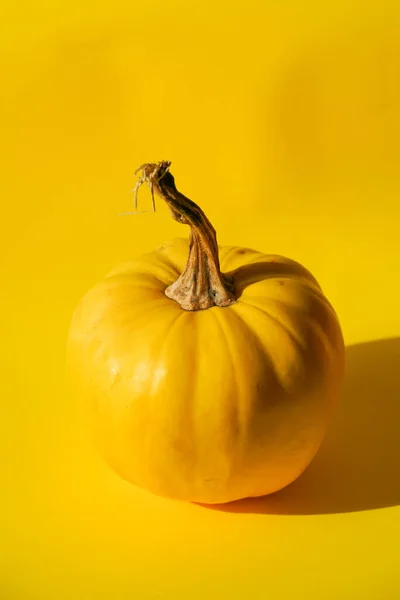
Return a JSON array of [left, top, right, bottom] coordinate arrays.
[[68, 235, 345, 505]]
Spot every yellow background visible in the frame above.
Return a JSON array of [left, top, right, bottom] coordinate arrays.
[[1, 0, 400, 598]]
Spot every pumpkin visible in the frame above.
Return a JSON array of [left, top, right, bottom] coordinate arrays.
[[67, 161, 345, 505]]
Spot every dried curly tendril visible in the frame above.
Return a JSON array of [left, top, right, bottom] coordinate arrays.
[[118, 161, 171, 217]]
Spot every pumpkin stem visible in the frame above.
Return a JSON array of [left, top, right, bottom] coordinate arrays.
[[135, 161, 236, 311]]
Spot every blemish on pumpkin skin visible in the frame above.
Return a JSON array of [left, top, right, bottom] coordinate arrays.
[[110, 370, 122, 388], [279, 281, 285, 286]]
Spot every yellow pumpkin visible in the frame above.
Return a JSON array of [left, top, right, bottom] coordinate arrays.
[[68, 161, 345, 505]]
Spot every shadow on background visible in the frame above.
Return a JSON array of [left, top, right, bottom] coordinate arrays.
[[203, 338, 400, 515]]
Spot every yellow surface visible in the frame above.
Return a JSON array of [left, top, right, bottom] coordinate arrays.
[[1, 1, 400, 598]]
